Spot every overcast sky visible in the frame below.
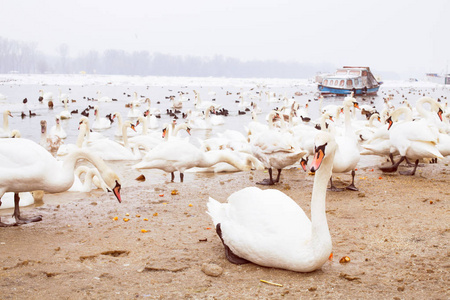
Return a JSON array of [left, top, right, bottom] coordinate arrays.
[[1, 0, 449, 76]]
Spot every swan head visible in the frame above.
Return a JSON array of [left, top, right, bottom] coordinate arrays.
[[104, 171, 122, 203], [310, 132, 336, 173], [437, 107, 443, 121]]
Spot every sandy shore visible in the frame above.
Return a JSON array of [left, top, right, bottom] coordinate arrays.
[[0, 159, 449, 299]]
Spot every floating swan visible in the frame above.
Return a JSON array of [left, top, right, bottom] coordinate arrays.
[[0, 138, 121, 226], [92, 105, 112, 131], [84, 121, 141, 160], [58, 98, 71, 119], [49, 116, 67, 139], [0, 110, 13, 138], [40, 120, 62, 154], [207, 131, 336, 272]]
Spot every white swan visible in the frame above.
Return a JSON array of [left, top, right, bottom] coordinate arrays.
[[251, 111, 306, 185], [68, 166, 108, 192], [207, 131, 336, 272], [0, 110, 13, 138], [133, 140, 254, 182], [194, 90, 221, 111], [84, 121, 141, 160], [96, 91, 112, 102], [379, 99, 444, 175], [40, 120, 62, 154], [58, 98, 71, 119], [327, 96, 361, 191], [92, 105, 112, 131], [0, 138, 121, 226], [49, 116, 67, 139]]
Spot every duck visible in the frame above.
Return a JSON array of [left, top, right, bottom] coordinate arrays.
[[92, 105, 112, 131], [133, 139, 254, 182], [0, 110, 13, 138], [206, 131, 336, 272], [0, 138, 121, 226]]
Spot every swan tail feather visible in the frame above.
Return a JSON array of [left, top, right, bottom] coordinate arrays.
[[206, 197, 225, 227]]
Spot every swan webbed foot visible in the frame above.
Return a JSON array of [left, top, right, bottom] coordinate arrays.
[[0, 217, 16, 227], [14, 215, 43, 225], [399, 159, 419, 176], [327, 185, 344, 192], [12, 193, 43, 225], [216, 223, 249, 265], [256, 178, 275, 185], [256, 168, 276, 185], [346, 170, 359, 191], [379, 156, 405, 173], [345, 184, 359, 191]]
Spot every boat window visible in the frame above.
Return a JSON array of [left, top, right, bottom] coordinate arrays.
[[362, 70, 367, 76], [339, 80, 344, 86], [346, 79, 353, 87], [324, 79, 328, 85], [335, 80, 339, 86]]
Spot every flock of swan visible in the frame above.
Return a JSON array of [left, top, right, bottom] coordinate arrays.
[[0, 83, 449, 273]]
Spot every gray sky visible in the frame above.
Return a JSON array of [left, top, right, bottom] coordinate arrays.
[[1, 0, 449, 76]]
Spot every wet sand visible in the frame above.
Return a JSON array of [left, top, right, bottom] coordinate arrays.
[[0, 158, 449, 299]]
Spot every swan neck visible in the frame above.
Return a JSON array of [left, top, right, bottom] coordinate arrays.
[[310, 154, 333, 239]]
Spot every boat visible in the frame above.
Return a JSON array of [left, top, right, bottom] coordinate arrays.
[[425, 73, 450, 85], [317, 66, 382, 96]]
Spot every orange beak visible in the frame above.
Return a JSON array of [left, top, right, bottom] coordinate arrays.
[[311, 145, 326, 172], [112, 181, 121, 203], [437, 108, 443, 122]]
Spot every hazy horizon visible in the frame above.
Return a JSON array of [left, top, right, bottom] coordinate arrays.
[[1, 0, 449, 79]]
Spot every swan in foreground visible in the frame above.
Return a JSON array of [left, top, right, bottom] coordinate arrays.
[[0, 138, 122, 226], [207, 131, 336, 272]]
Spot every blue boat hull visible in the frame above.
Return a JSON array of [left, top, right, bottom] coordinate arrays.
[[318, 85, 380, 96]]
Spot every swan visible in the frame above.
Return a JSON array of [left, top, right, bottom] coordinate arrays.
[[207, 131, 336, 272], [113, 112, 138, 137], [127, 94, 142, 119], [40, 120, 62, 154], [58, 89, 69, 103], [133, 140, 254, 182], [49, 116, 67, 139], [84, 121, 142, 161], [0, 110, 13, 138], [58, 98, 71, 119], [188, 106, 213, 130], [0, 138, 121, 226], [92, 105, 112, 131], [327, 96, 361, 191], [68, 166, 108, 192], [194, 90, 221, 111], [144, 109, 160, 129], [56, 122, 88, 157], [77, 116, 107, 141], [379, 99, 444, 175], [251, 111, 306, 185], [96, 91, 112, 102]]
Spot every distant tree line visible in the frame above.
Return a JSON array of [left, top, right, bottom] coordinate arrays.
[[0, 36, 333, 78]]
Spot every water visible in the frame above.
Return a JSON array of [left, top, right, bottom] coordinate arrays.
[[0, 74, 449, 148]]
